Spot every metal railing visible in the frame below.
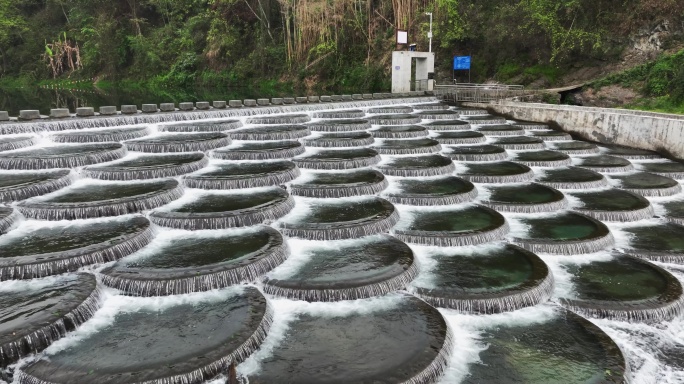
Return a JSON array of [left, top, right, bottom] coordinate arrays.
[[435, 83, 528, 102]]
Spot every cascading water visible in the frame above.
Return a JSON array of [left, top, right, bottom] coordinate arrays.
[[51, 126, 151, 143], [123, 132, 231, 153], [16, 178, 184, 220], [149, 187, 295, 230], [102, 226, 288, 296], [0, 169, 74, 202], [1, 97, 683, 383], [183, 160, 300, 190], [228, 125, 311, 141], [159, 119, 243, 132], [0, 135, 36, 152], [0, 143, 127, 170], [82, 152, 209, 180]]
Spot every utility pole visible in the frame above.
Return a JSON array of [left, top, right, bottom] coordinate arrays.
[[426, 12, 433, 52]]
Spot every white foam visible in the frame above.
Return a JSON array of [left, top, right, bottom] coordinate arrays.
[[153, 186, 278, 212], [0, 274, 81, 293], [409, 242, 507, 290], [43, 286, 247, 355], [592, 315, 684, 383], [0, 214, 143, 246], [436, 305, 559, 383], [540, 252, 614, 300], [502, 215, 531, 239], [116, 226, 264, 264], [237, 294, 404, 377]]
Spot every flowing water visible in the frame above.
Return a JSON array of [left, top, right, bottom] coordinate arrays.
[[2, 98, 684, 383]]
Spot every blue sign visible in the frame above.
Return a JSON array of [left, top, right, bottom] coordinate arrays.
[[453, 56, 471, 70]]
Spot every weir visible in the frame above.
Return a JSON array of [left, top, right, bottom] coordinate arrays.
[[183, 160, 300, 190], [262, 235, 416, 301], [1, 95, 682, 382]]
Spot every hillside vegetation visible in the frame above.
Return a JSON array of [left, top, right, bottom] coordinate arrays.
[[0, 0, 683, 97]]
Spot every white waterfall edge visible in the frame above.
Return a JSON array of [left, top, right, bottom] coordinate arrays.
[[290, 177, 389, 198], [0, 171, 75, 202], [650, 171, 684, 180], [312, 111, 365, 119], [400, 320, 455, 384], [478, 129, 525, 136], [123, 136, 231, 153], [469, 119, 507, 125], [261, 258, 419, 302], [577, 204, 655, 222], [17, 299, 274, 384], [369, 117, 422, 125], [495, 142, 546, 150], [555, 147, 601, 155], [560, 287, 684, 323], [280, 208, 400, 241], [395, 221, 510, 247], [51, 127, 151, 143], [0, 279, 104, 366], [375, 144, 442, 155], [0, 97, 437, 134], [230, 128, 312, 141], [150, 195, 295, 230], [422, 124, 472, 131], [294, 154, 381, 170], [534, 134, 573, 141], [515, 157, 573, 167], [17, 182, 185, 221], [0, 207, 20, 234], [536, 176, 610, 190], [514, 231, 615, 255], [513, 123, 550, 130], [385, 187, 478, 206], [436, 137, 486, 145], [247, 115, 311, 125], [160, 120, 243, 132], [622, 183, 683, 197], [577, 164, 635, 173], [308, 122, 372, 132], [446, 151, 509, 162], [0, 145, 127, 170], [608, 153, 662, 160], [212, 145, 305, 161], [82, 155, 208, 181], [102, 245, 288, 296], [303, 136, 375, 148], [415, 267, 555, 314], [371, 129, 428, 139], [184, 167, 301, 190], [0, 223, 155, 280], [461, 169, 535, 184], [0, 137, 36, 151], [378, 162, 456, 177], [482, 196, 569, 214], [457, 109, 488, 115]]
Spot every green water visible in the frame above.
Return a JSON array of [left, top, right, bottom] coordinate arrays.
[[0, 217, 149, 257], [407, 206, 504, 233], [298, 198, 393, 224], [566, 256, 668, 301], [124, 230, 275, 268], [522, 213, 608, 241], [173, 189, 288, 213], [44, 180, 174, 203]]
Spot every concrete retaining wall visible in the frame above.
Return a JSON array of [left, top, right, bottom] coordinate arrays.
[[464, 101, 684, 159]]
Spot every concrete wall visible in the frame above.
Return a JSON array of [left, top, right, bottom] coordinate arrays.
[[464, 101, 684, 159], [391, 51, 435, 93]]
